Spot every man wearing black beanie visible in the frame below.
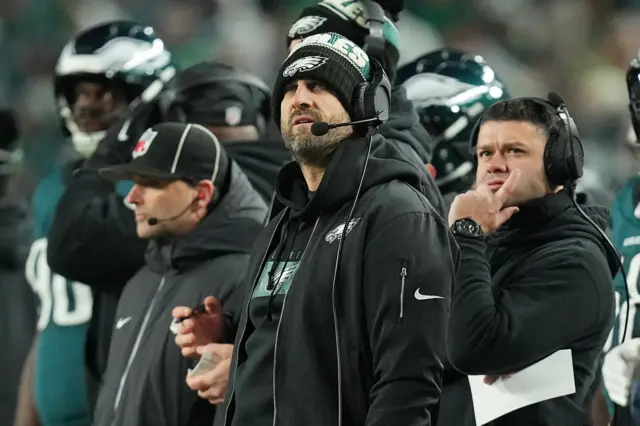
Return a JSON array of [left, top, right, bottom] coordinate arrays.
[[175, 32, 458, 426], [285, 0, 446, 216]]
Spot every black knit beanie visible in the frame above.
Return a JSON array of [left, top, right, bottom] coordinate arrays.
[[272, 32, 372, 128], [286, 0, 400, 82]]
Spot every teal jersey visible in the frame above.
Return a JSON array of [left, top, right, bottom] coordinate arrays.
[[26, 165, 131, 426], [608, 175, 640, 349], [604, 174, 640, 413]]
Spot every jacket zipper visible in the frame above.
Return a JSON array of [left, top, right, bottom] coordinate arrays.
[[398, 263, 407, 323], [272, 217, 320, 426], [113, 276, 166, 414], [223, 213, 287, 426]]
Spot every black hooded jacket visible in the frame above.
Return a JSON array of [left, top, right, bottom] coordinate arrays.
[[92, 163, 267, 426], [216, 134, 459, 426], [0, 200, 37, 426], [438, 191, 616, 426]]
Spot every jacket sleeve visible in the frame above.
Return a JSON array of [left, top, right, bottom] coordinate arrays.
[[363, 211, 458, 426], [46, 170, 146, 294], [448, 236, 613, 375]]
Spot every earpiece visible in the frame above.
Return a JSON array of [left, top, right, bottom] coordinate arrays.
[[468, 93, 584, 187]]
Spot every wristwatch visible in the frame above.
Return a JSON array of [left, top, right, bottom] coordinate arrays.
[[451, 218, 484, 238]]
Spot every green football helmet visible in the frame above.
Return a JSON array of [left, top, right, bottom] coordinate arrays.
[[54, 20, 176, 157], [397, 48, 510, 195]]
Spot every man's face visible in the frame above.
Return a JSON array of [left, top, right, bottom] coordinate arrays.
[[475, 120, 553, 207], [126, 176, 201, 239], [72, 80, 128, 133], [280, 79, 351, 167]]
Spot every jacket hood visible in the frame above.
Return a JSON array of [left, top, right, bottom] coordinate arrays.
[[274, 134, 429, 219], [145, 161, 267, 272], [0, 200, 30, 268], [487, 190, 619, 277], [378, 85, 434, 164], [221, 139, 292, 203]]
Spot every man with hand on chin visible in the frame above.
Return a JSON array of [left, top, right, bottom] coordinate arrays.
[[443, 97, 616, 425]]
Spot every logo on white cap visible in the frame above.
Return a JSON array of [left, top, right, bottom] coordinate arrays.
[[225, 106, 243, 126], [131, 128, 158, 159]]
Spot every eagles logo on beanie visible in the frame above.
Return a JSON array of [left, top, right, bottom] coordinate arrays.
[[286, 0, 400, 82], [272, 32, 371, 128]]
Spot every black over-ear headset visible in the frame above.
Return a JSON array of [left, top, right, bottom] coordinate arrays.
[[352, 57, 391, 125], [157, 62, 272, 136], [468, 92, 585, 187]]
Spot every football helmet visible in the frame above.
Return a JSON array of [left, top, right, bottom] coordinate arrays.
[[54, 20, 175, 157], [397, 48, 510, 195]]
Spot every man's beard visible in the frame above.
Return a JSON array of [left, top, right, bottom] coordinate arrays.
[[283, 110, 352, 168]]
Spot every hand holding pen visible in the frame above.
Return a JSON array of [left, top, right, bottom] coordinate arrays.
[[172, 296, 225, 358]]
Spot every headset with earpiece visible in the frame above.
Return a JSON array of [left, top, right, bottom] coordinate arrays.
[[468, 93, 585, 187], [157, 63, 272, 136], [352, 58, 391, 125]]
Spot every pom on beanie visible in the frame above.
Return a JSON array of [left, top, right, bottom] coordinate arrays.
[[286, 0, 399, 82]]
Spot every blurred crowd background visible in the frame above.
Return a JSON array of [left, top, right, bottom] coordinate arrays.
[[3, 0, 640, 205]]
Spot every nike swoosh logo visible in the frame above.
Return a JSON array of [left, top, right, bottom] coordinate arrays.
[[116, 317, 132, 329], [414, 289, 444, 301]]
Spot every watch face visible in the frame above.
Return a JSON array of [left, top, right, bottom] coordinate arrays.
[[456, 218, 482, 236]]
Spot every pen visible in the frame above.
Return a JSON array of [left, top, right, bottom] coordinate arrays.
[[177, 303, 207, 323]]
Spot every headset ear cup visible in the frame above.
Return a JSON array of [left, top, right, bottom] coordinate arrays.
[[544, 111, 585, 186], [570, 136, 584, 179], [353, 82, 368, 121], [374, 72, 391, 123], [543, 131, 558, 185], [544, 127, 572, 186], [354, 59, 389, 123], [566, 117, 584, 180]]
